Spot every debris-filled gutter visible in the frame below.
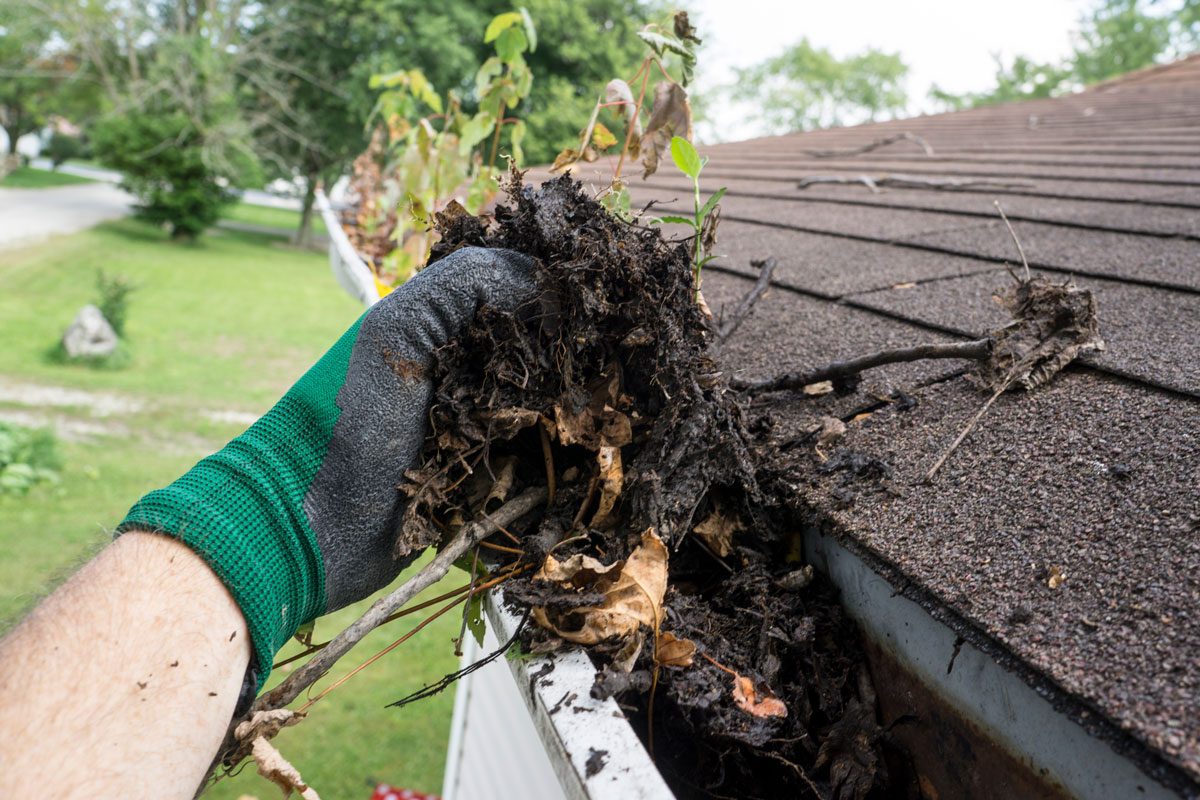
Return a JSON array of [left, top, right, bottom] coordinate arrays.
[[443, 533, 1185, 800]]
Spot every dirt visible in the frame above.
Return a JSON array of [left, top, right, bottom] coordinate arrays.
[[397, 171, 912, 798]]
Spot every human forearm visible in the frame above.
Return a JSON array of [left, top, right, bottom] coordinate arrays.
[[0, 531, 250, 799]]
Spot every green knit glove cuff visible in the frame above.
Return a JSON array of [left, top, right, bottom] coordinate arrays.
[[116, 318, 363, 689]]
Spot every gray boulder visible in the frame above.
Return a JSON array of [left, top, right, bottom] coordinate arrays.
[[62, 304, 118, 358]]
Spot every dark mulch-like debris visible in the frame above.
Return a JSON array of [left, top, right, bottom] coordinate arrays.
[[395, 171, 906, 798]]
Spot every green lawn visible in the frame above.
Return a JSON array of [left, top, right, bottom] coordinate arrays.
[[0, 166, 97, 188], [221, 199, 328, 236], [0, 220, 459, 798]]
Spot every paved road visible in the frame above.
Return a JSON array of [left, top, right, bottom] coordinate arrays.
[[0, 182, 134, 250]]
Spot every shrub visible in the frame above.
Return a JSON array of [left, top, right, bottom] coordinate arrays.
[[0, 422, 61, 496], [92, 110, 258, 240], [96, 269, 136, 337], [44, 132, 84, 168]]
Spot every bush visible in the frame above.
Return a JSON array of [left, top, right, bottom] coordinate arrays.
[[44, 132, 84, 168], [96, 269, 135, 337], [91, 111, 258, 240], [0, 422, 61, 496]]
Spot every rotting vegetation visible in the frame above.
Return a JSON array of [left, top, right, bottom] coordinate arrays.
[[221, 170, 1102, 800]]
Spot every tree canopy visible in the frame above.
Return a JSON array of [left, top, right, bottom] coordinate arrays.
[[931, 0, 1198, 109], [730, 39, 908, 134]]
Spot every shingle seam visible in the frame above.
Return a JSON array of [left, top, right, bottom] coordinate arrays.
[[663, 208, 1200, 296], [699, 164, 1200, 186], [707, 156, 1200, 172], [643, 184, 1200, 240], [705, 261, 1199, 400]]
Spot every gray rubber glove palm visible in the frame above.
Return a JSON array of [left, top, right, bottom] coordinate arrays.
[[119, 247, 537, 687]]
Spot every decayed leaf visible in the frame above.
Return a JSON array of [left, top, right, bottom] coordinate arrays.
[[731, 674, 788, 718], [532, 528, 668, 645], [249, 736, 321, 800], [551, 369, 632, 450], [590, 445, 624, 529], [814, 699, 883, 800], [639, 82, 692, 178], [982, 277, 1104, 391], [803, 380, 834, 396], [605, 79, 641, 154], [551, 147, 580, 172], [592, 122, 618, 151], [815, 415, 847, 460], [484, 455, 516, 512], [1047, 565, 1066, 589], [482, 406, 541, 439], [692, 509, 743, 557], [655, 631, 696, 668]]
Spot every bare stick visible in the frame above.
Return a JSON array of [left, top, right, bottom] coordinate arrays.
[[732, 339, 992, 395], [797, 174, 1033, 192], [924, 380, 1009, 482], [994, 201, 1031, 282], [804, 132, 935, 159], [252, 486, 547, 713], [717, 257, 778, 344]]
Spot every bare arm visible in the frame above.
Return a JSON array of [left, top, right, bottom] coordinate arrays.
[[0, 531, 250, 799]]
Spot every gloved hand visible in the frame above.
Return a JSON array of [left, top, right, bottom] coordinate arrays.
[[117, 247, 537, 690]]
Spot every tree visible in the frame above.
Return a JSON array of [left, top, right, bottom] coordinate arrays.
[[730, 39, 908, 134], [0, 2, 97, 158], [931, 0, 1197, 110]]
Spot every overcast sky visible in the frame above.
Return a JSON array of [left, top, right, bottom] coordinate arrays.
[[688, 0, 1088, 141]]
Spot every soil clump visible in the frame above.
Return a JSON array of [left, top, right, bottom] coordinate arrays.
[[401, 171, 907, 798]]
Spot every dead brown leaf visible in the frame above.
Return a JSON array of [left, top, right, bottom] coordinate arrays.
[[655, 631, 696, 668], [692, 509, 743, 557], [551, 147, 580, 173], [803, 380, 834, 396], [605, 79, 641, 155], [590, 445, 624, 529], [639, 81, 692, 178], [532, 528, 668, 645], [731, 674, 788, 718], [482, 407, 541, 439], [248, 736, 321, 799]]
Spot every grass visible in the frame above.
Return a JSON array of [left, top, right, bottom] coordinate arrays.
[[0, 219, 459, 798], [1, 166, 97, 188], [221, 199, 328, 237]]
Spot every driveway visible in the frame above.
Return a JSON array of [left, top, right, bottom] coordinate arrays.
[[0, 182, 134, 250]]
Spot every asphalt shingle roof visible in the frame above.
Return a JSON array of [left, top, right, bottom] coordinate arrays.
[[531, 54, 1200, 794]]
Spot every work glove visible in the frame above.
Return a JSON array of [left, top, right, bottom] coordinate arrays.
[[117, 247, 537, 690]]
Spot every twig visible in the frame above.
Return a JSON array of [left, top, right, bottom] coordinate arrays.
[[732, 339, 992, 395], [994, 201, 1032, 282], [387, 609, 532, 709], [804, 132, 934, 159], [453, 548, 481, 657], [250, 486, 548, 714], [539, 423, 557, 505], [923, 379, 1009, 482], [716, 258, 778, 344], [796, 174, 1034, 193]]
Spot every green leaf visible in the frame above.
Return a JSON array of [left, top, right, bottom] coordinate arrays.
[[637, 29, 688, 59], [475, 57, 504, 97], [651, 215, 695, 226], [458, 111, 496, 155], [495, 26, 528, 62], [519, 7, 537, 52], [698, 186, 727, 221], [509, 118, 527, 165], [669, 136, 702, 180], [466, 593, 486, 649], [408, 70, 443, 114], [484, 12, 524, 43]]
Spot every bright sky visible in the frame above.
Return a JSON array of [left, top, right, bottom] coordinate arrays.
[[688, 0, 1089, 141]]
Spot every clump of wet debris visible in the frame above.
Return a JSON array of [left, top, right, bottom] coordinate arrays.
[[397, 170, 1099, 799]]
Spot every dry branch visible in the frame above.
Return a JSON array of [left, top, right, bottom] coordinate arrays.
[[251, 486, 547, 713], [732, 339, 992, 395], [804, 132, 934, 159], [716, 257, 778, 344], [796, 174, 1035, 193]]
